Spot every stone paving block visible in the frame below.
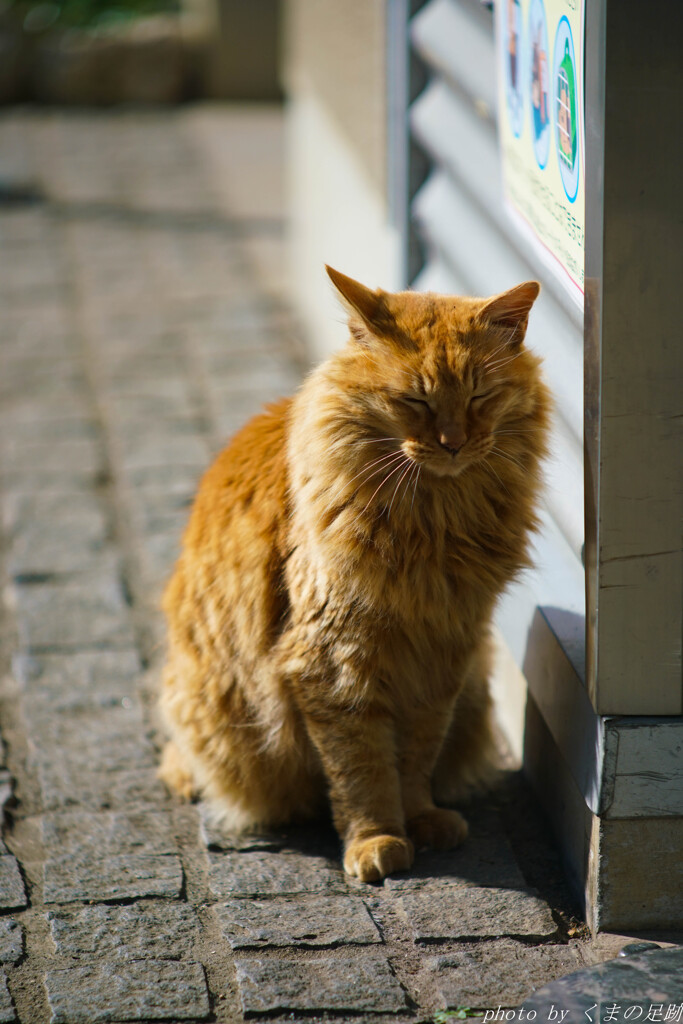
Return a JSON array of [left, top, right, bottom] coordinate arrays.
[[116, 432, 209, 474], [120, 463, 203, 497], [384, 832, 527, 893], [138, 528, 187, 589], [0, 360, 86, 403], [26, 698, 166, 808], [38, 766, 168, 814], [11, 575, 135, 650], [0, 858, 27, 911], [234, 949, 407, 1016], [212, 397, 286, 444], [45, 960, 210, 1022], [0, 438, 105, 486], [398, 886, 558, 942], [3, 492, 110, 577], [0, 921, 23, 965], [24, 698, 151, 759], [48, 903, 201, 960], [215, 895, 381, 948], [104, 391, 196, 424], [131, 505, 190, 540], [0, 415, 95, 445], [123, 485, 194, 532], [44, 853, 183, 904], [13, 650, 142, 706], [201, 351, 301, 392], [41, 809, 178, 857], [430, 939, 582, 1009], [194, 325, 292, 356], [208, 851, 347, 898], [183, 291, 282, 329], [0, 399, 94, 443], [99, 349, 189, 383], [0, 974, 15, 1024]]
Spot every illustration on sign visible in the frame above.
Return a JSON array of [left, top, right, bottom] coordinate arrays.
[[554, 16, 579, 201], [504, 0, 524, 137], [529, 0, 550, 168], [496, 0, 585, 306]]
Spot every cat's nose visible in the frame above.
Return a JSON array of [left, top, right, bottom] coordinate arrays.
[[438, 429, 467, 455]]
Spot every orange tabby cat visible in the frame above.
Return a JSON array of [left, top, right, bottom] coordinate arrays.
[[159, 268, 551, 882]]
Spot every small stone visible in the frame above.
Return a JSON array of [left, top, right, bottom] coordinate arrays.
[[0, 974, 15, 1024], [215, 896, 381, 948], [45, 960, 210, 1022], [430, 939, 582, 1009], [0, 921, 23, 965], [0, 857, 27, 911], [11, 575, 135, 650], [208, 851, 347, 898], [398, 886, 558, 942], [48, 903, 201, 960], [234, 949, 407, 1015], [43, 853, 183, 904]]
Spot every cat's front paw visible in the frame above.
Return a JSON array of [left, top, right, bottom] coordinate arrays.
[[407, 808, 468, 851], [344, 834, 415, 882]]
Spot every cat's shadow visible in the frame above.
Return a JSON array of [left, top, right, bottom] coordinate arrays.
[[200, 770, 578, 916]]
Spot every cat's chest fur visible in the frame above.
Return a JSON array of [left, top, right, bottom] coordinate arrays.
[[286, 470, 524, 687]]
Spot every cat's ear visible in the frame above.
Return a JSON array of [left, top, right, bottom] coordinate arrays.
[[478, 281, 540, 346], [325, 265, 395, 343]]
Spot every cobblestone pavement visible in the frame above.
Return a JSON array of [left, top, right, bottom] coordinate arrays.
[[0, 106, 634, 1024]]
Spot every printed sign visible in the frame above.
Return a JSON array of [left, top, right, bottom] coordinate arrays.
[[496, 0, 585, 307]]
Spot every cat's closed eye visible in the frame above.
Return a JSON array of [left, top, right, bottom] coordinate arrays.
[[402, 395, 431, 411]]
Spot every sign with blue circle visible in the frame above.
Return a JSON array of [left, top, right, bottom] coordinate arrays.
[[553, 16, 580, 202], [495, 0, 585, 307]]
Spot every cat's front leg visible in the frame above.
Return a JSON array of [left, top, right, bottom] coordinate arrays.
[[399, 702, 469, 852], [300, 704, 414, 882]]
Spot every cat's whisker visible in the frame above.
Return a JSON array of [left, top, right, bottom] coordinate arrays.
[[486, 349, 526, 372], [386, 459, 415, 518], [399, 461, 419, 512], [495, 428, 535, 436], [351, 437, 403, 448], [483, 337, 514, 364], [481, 458, 510, 496], [359, 457, 411, 519], [347, 449, 405, 489], [410, 465, 422, 514], [491, 446, 525, 471]]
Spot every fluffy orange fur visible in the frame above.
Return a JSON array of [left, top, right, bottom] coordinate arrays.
[[159, 268, 551, 882]]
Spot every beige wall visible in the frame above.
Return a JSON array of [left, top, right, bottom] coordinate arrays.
[[284, 0, 387, 195], [284, 0, 403, 360]]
